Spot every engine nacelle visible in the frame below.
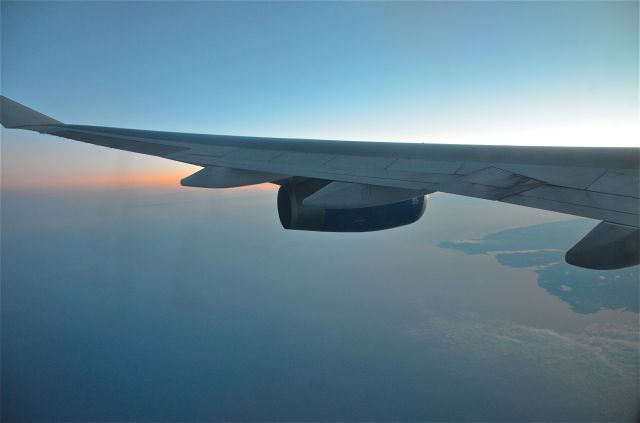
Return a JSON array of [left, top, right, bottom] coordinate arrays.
[[277, 181, 427, 232]]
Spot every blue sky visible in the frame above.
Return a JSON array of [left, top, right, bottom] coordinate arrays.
[[1, 1, 638, 187]]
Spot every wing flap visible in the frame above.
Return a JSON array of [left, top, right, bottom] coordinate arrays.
[[503, 192, 638, 227], [438, 167, 543, 200], [271, 152, 335, 166], [494, 163, 607, 190], [324, 155, 396, 170], [587, 169, 640, 198], [513, 185, 639, 215], [388, 158, 462, 174]]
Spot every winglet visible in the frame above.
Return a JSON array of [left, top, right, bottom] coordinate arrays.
[[0, 96, 62, 128]]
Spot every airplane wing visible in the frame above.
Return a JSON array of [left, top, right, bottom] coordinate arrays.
[[2, 95, 638, 269]]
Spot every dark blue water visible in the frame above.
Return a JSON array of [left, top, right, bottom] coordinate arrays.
[[2, 187, 638, 421]]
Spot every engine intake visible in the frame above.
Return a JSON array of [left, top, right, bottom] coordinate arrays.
[[277, 181, 426, 232]]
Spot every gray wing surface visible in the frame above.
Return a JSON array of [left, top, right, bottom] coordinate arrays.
[[2, 96, 638, 269]]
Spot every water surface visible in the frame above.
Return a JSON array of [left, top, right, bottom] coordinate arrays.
[[2, 187, 638, 421]]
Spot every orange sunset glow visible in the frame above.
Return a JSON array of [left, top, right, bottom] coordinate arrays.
[[1, 170, 279, 190]]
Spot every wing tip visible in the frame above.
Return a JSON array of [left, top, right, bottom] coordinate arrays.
[[0, 95, 62, 128]]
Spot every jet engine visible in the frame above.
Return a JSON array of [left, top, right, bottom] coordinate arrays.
[[277, 181, 427, 232]]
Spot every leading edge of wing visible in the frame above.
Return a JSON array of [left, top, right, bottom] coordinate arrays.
[[55, 124, 639, 170], [2, 96, 636, 170]]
